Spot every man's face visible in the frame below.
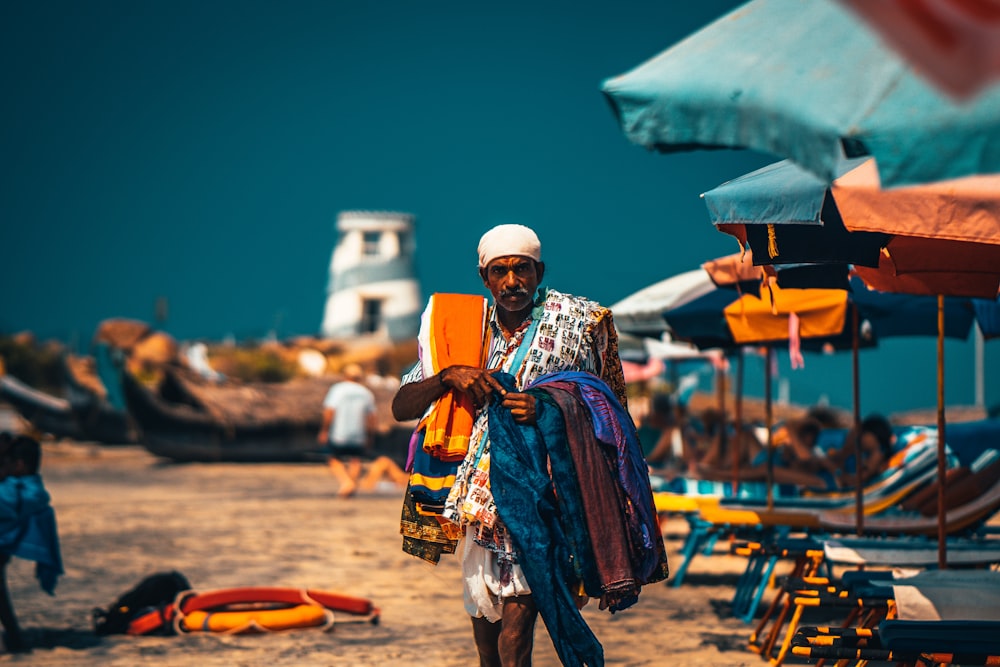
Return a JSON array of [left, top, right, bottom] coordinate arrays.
[[481, 255, 544, 314]]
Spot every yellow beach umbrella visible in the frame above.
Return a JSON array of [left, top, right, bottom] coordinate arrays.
[[724, 284, 848, 345]]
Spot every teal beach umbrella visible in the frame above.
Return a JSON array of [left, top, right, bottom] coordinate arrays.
[[700, 158, 999, 560], [702, 158, 1000, 299]]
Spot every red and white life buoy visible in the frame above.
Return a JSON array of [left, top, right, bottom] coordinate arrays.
[[127, 587, 380, 636]]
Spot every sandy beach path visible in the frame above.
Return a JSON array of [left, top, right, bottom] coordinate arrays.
[[4, 441, 759, 666]]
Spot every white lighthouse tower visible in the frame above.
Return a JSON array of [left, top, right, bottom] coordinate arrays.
[[320, 211, 422, 341]]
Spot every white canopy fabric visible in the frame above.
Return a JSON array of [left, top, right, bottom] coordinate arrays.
[[643, 335, 707, 360], [610, 269, 715, 337]]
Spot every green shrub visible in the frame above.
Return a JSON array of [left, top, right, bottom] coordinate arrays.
[[0, 336, 65, 394], [208, 346, 297, 383]]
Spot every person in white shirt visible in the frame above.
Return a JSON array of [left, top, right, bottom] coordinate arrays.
[[318, 363, 408, 497]]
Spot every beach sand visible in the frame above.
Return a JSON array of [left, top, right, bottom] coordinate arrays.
[[5, 439, 773, 667]]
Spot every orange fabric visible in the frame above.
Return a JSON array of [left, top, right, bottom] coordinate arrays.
[[834, 159, 1000, 246], [854, 263, 1000, 299], [421, 293, 487, 461], [887, 431, 929, 469], [835, 159, 1000, 292], [723, 283, 847, 344], [701, 250, 763, 288], [715, 223, 748, 248], [883, 235, 1000, 276]]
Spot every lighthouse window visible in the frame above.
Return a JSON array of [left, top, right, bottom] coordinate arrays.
[[361, 298, 383, 334], [362, 231, 381, 256]]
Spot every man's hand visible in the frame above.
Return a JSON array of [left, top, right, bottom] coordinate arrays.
[[502, 392, 537, 425], [441, 365, 506, 409]]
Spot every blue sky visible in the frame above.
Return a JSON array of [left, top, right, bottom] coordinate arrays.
[[2, 0, 995, 414]]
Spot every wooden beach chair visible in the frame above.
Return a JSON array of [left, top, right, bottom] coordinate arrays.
[[670, 441, 942, 594], [790, 570, 1000, 666], [719, 438, 943, 513], [706, 450, 1000, 650], [760, 539, 1000, 666], [740, 468, 1000, 665], [750, 492, 1000, 666], [792, 620, 1000, 667], [815, 455, 1000, 538], [655, 478, 799, 588], [750, 562, 896, 663]]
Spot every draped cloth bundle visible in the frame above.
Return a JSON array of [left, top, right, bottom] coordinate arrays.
[[401, 289, 634, 577], [489, 370, 669, 667], [403, 294, 487, 563]]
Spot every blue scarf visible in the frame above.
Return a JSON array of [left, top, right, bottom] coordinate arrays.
[[0, 475, 63, 595], [488, 372, 604, 667]]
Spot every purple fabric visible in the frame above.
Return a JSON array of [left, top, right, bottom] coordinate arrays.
[[404, 428, 421, 472], [529, 372, 669, 585], [542, 386, 640, 611]]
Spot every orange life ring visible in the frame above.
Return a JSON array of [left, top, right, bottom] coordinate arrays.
[[180, 603, 330, 634], [126, 587, 379, 636]]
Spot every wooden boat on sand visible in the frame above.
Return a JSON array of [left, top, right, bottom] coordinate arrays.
[[0, 353, 137, 444], [0, 374, 80, 439], [121, 366, 412, 465]]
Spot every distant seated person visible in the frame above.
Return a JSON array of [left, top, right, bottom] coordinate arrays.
[[778, 415, 833, 481], [639, 399, 742, 477], [694, 408, 763, 473], [823, 414, 895, 488], [0, 434, 64, 653], [637, 393, 686, 475], [707, 416, 838, 492], [677, 406, 716, 470], [644, 403, 715, 474], [679, 407, 764, 483], [721, 414, 895, 493], [805, 404, 845, 429]]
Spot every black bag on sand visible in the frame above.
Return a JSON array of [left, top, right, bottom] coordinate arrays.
[[92, 571, 192, 636]]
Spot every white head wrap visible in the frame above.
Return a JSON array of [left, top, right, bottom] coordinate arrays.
[[477, 224, 542, 268]]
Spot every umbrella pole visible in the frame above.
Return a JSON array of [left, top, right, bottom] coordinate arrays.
[[733, 348, 745, 497], [717, 362, 728, 459], [853, 303, 863, 536], [937, 295, 948, 569], [765, 346, 774, 511]]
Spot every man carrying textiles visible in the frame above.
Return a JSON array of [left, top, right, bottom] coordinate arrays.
[[393, 224, 668, 667]]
